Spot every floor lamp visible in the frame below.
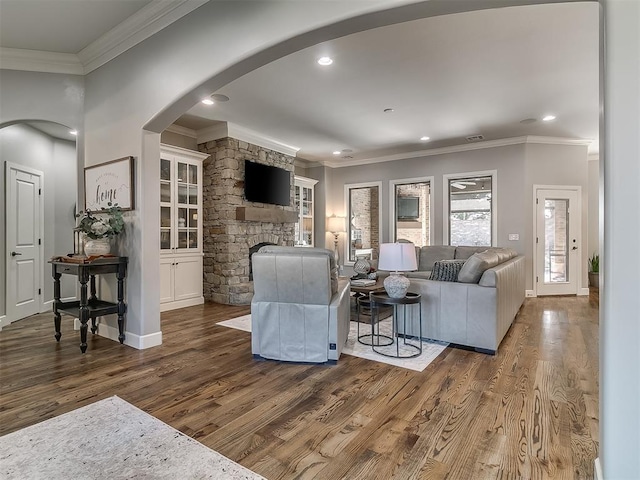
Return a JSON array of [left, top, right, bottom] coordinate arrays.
[[326, 215, 346, 271]]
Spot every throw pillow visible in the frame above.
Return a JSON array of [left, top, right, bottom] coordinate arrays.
[[429, 259, 466, 282], [458, 250, 501, 283]]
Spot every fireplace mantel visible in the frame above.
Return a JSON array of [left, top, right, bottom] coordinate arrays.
[[236, 207, 298, 223]]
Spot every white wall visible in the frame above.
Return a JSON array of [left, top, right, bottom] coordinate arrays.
[[0, 124, 77, 318], [601, 0, 640, 477]]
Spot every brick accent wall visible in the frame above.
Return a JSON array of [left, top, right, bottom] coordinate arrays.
[[198, 137, 296, 305]]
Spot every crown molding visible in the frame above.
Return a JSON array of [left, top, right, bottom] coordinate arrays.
[[195, 123, 230, 144], [0, 0, 206, 75], [160, 142, 209, 161], [165, 124, 197, 138], [324, 135, 594, 168], [79, 0, 208, 74], [196, 122, 300, 157], [0, 47, 84, 75]]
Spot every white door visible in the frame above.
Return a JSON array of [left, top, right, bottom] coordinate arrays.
[[6, 163, 42, 322], [535, 188, 581, 295]]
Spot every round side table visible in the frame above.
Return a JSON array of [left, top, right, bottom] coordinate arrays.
[[357, 296, 393, 346], [369, 291, 422, 358]]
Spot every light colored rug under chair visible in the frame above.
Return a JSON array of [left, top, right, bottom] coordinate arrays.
[[218, 314, 448, 372], [0, 396, 264, 480]]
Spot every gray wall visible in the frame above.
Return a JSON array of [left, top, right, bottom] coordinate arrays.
[[0, 124, 77, 318], [325, 142, 590, 291], [160, 130, 198, 150]]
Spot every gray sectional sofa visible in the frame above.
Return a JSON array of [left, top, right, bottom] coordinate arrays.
[[387, 245, 525, 354]]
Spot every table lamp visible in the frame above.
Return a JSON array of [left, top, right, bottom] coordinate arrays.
[[326, 215, 346, 269], [378, 242, 417, 298]]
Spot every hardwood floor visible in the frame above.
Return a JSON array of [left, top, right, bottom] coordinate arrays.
[[0, 295, 599, 479]]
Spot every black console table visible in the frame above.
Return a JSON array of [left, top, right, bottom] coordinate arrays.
[[50, 257, 128, 353]]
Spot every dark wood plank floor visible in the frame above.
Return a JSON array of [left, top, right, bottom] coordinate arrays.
[[0, 294, 599, 479]]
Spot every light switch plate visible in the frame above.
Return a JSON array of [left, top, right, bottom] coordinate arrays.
[[508, 234, 519, 241]]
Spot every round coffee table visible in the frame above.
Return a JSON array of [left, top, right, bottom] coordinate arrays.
[[369, 291, 422, 358]]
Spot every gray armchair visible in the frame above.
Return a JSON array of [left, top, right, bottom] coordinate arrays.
[[251, 246, 351, 362]]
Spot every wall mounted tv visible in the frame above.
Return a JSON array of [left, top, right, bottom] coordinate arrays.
[[397, 196, 420, 220], [244, 160, 291, 206]]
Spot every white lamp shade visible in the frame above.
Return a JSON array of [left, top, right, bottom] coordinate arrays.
[[326, 215, 346, 233], [378, 243, 417, 272]]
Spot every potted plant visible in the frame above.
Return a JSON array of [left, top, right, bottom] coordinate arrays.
[[588, 252, 599, 289], [76, 203, 125, 256]]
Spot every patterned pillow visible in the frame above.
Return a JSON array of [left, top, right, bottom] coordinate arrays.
[[429, 259, 467, 282]]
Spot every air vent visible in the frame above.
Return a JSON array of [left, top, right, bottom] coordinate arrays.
[[466, 134, 484, 142], [341, 155, 353, 159]]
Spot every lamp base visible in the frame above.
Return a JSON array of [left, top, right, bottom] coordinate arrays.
[[384, 272, 410, 298]]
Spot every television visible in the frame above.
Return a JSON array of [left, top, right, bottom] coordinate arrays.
[[397, 196, 419, 220], [244, 160, 291, 206]]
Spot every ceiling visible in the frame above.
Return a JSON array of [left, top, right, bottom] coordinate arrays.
[[0, 1, 600, 163]]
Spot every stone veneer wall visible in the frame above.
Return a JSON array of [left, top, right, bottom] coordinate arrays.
[[198, 137, 296, 305]]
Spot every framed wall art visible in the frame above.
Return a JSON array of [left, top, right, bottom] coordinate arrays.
[[84, 156, 135, 211]]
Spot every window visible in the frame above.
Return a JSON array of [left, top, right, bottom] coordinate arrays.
[[447, 175, 493, 246], [390, 178, 432, 247], [344, 182, 382, 263]]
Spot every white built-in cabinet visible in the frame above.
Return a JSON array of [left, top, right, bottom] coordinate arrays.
[[294, 176, 318, 247], [160, 144, 208, 312]]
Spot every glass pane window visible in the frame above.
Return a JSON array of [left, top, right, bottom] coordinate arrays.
[[161, 159, 171, 181], [188, 209, 198, 228], [449, 176, 492, 246], [347, 185, 380, 262], [177, 163, 188, 183], [393, 181, 430, 247], [189, 164, 198, 184], [544, 199, 569, 283], [161, 182, 171, 203], [161, 207, 171, 227]]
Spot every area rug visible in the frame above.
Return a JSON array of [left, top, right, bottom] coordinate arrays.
[[0, 396, 264, 480], [218, 315, 448, 372]]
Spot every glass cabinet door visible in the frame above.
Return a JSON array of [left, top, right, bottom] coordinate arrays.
[[159, 152, 202, 252]]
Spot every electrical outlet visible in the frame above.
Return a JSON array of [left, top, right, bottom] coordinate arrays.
[[508, 234, 519, 241]]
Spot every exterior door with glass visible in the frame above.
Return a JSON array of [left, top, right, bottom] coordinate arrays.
[[535, 187, 581, 295]]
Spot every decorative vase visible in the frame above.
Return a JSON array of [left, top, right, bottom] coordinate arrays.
[[384, 272, 410, 298], [84, 238, 111, 256], [353, 255, 371, 275]]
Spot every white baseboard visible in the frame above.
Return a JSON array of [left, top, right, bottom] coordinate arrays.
[[0, 315, 6, 331], [594, 457, 602, 480], [579, 287, 590, 296], [160, 296, 204, 312], [526, 290, 537, 297], [73, 318, 163, 350]]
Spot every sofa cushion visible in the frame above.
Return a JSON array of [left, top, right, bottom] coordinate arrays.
[[406, 271, 433, 280], [429, 259, 466, 282], [418, 246, 456, 271], [454, 246, 489, 260], [458, 250, 501, 283]]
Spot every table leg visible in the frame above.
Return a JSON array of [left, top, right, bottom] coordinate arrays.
[[78, 270, 90, 353], [116, 266, 126, 344], [52, 269, 62, 342]]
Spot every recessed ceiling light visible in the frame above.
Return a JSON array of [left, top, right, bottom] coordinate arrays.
[[317, 56, 333, 66], [542, 114, 556, 122], [383, 108, 394, 113], [332, 151, 341, 155], [420, 136, 430, 141], [69, 130, 78, 136], [201, 98, 214, 105]]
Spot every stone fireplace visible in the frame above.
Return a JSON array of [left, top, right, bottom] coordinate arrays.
[[198, 137, 297, 305]]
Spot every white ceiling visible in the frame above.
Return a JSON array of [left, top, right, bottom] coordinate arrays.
[[0, 1, 600, 163], [0, 0, 153, 53]]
